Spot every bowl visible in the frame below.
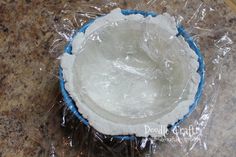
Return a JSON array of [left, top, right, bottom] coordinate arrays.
[[59, 8, 205, 139]]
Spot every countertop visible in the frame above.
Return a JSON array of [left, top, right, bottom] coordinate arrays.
[[0, 0, 235, 157]]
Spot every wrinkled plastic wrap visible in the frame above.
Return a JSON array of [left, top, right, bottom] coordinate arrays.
[[49, 1, 234, 157]]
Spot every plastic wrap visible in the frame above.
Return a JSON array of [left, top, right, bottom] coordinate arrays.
[[49, 1, 234, 157]]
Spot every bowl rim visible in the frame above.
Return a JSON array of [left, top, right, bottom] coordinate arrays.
[[59, 9, 205, 140]]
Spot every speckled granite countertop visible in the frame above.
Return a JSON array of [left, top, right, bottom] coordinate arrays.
[[0, 0, 235, 157]]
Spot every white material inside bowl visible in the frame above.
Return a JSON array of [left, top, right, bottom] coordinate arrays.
[[61, 8, 200, 137]]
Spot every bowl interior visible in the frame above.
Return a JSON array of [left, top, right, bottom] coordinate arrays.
[[71, 20, 197, 124]]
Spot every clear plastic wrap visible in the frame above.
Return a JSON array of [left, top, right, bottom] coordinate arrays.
[[48, 1, 234, 157]]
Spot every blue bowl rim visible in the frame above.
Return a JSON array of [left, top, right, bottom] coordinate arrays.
[[59, 9, 205, 141]]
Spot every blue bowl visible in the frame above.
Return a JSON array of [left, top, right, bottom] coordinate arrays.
[[59, 9, 205, 140]]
